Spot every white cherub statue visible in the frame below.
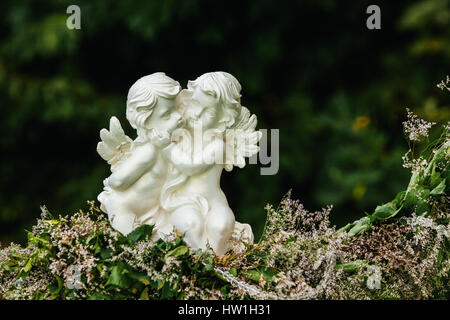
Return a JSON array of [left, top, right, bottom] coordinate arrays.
[[97, 72, 183, 236], [97, 71, 261, 255]]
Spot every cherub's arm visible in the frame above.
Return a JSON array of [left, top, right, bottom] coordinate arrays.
[[162, 139, 224, 176], [108, 144, 157, 190]]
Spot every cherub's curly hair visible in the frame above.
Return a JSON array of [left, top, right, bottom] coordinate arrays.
[[126, 72, 181, 129], [187, 72, 242, 130]]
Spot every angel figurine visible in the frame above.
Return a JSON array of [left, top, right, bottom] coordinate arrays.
[[158, 72, 262, 254], [96, 71, 261, 255], [97, 72, 183, 236]]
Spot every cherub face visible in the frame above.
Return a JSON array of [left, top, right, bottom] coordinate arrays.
[[144, 97, 183, 134], [184, 86, 222, 131]]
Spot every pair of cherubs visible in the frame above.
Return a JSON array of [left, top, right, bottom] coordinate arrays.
[[97, 72, 259, 255]]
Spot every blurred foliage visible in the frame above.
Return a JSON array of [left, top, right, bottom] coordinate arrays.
[[0, 0, 449, 244]]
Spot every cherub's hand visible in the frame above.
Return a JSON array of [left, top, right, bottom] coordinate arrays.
[[149, 128, 171, 148]]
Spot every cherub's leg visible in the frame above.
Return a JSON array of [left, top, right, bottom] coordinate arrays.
[[111, 209, 136, 235], [98, 188, 136, 235], [205, 203, 235, 255], [97, 189, 110, 214], [169, 205, 205, 250], [104, 196, 137, 235]]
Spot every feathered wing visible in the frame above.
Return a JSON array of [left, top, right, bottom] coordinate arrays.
[[96, 116, 133, 171], [224, 106, 262, 171]]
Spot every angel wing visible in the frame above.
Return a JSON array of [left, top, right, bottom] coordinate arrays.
[[97, 116, 133, 172], [224, 106, 262, 171]]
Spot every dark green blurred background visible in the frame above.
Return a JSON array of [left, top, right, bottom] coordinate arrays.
[[1, 0, 449, 245]]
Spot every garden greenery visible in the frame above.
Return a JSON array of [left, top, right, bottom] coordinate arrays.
[[0, 108, 449, 300]]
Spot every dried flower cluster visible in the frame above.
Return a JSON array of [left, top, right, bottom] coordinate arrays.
[[217, 190, 449, 300], [335, 217, 449, 299], [402, 151, 429, 174], [402, 108, 435, 142], [437, 75, 450, 92], [0, 202, 229, 300], [0, 190, 448, 300]]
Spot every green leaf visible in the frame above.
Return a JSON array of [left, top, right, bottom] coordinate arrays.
[[128, 271, 151, 286], [242, 269, 261, 282], [22, 259, 32, 273], [164, 245, 189, 261], [127, 224, 154, 244], [392, 191, 406, 207], [406, 171, 421, 191], [26, 231, 49, 246], [100, 247, 114, 260], [416, 202, 430, 216], [404, 186, 429, 213], [335, 260, 366, 273], [139, 287, 149, 300], [372, 202, 400, 221], [241, 267, 277, 283], [156, 280, 164, 290], [430, 165, 442, 188], [88, 292, 111, 300], [338, 222, 354, 232], [93, 240, 101, 255], [42, 219, 60, 226], [220, 284, 229, 298], [431, 179, 446, 196], [433, 142, 448, 164], [106, 265, 130, 289], [49, 274, 64, 296], [347, 217, 371, 235], [48, 283, 59, 295], [161, 282, 176, 299], [261, 267, 278, 281], [349, 223, 370, 235], [202, 255, 214, 272], [407, 187, 430, 215]]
